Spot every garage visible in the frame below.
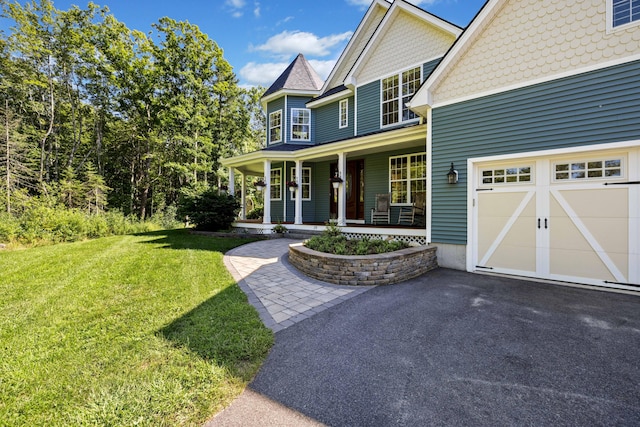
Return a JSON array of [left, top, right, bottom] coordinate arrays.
[[470, 146, 640, 291]]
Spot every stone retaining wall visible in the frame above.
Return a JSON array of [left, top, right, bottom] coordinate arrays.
[[288, 243, 438, 286]]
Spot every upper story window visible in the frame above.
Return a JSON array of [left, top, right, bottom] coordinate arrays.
[[381, 66, 421, 127], [269, 110, 282, 144], [339, 99, 348, 129], [291, 108, 311, 141], [609, 0, 640, 30]]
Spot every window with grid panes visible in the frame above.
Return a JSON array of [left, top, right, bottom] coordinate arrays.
[[381, 66, 421, 126], [390, 153, 426, 204], [269, 110, 282, 143], [270, 168, 282, 200]]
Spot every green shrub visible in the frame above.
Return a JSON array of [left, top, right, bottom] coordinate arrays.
[[178, 189, 240, 231], [305, 224, 409, 255], [0, 212, 21, 242], [246, 207, 263, 220]]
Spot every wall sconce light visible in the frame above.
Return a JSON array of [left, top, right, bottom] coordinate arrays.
[[447, 162, 458, 184]]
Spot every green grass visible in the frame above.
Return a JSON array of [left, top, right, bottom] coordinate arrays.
[[0, 229, 273, 426]]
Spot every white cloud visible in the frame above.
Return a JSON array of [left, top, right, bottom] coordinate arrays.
[[227, 0, 246, 7], [252, 30, 353, 57], [308, 59, 337, 80], [254, 3, 261, 18], [346, 0, 437, 7], [239, 59, 336, 87], [226, 0, 248, 18], [239, 61, 291, 87]]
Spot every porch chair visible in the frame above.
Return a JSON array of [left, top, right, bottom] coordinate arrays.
[[371, 193, 391, 224], [397, 191, 426, 226]]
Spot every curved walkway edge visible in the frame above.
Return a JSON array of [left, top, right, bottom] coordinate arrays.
[[223, 238, 375, 332]]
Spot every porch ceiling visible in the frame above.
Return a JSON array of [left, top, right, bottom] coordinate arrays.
[[223, 124, 427, 176]]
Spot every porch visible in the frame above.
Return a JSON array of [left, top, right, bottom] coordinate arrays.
[[232, 220, 428, 246]]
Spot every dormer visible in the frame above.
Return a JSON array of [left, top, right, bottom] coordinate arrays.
[[262, 53, 324, 146]]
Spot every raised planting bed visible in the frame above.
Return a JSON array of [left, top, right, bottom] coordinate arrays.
[[288, 242, 437, 286]]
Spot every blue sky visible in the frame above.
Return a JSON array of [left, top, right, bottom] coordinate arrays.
[[5, 0, 487, 87]]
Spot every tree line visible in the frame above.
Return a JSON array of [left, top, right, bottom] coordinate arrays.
[[0, 0, 265, 224]]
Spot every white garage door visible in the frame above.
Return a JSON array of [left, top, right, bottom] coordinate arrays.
[[473, 148, 639, 291]]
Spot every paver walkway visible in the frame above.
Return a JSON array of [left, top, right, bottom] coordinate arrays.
[[223, 238, 374, 332]]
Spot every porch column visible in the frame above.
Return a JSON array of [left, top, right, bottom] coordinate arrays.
[[228, 167, 235, 195], [240, 173, 246, 220], [337, 152, 347, 226], [294, 160, 303, 225], [263, 159, 272, 224]]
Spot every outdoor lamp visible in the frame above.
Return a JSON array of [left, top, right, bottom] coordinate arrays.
[[447, 162, 458, 184]]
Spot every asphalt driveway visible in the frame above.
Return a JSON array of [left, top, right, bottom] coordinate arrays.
[[249, 268, 640, 426]]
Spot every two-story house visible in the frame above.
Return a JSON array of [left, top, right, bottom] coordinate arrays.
[[222, 0, 462, 245], [222, 0, 640, 291]]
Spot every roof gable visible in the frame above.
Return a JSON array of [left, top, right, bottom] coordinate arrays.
[[263, 53, 324, 99], [321, 0, 391, 93], [410, 0, 640, 111], [345, 0, 462, 87]]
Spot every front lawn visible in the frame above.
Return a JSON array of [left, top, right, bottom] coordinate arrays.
[[0, 229, 273, 426]]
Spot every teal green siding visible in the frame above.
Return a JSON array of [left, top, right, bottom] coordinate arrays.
[[356, 60, 441, 137], [312, 162, 332, 222], [286, 96, 314, 144], [266, 97, 285, 146], [315, 96, 354, 144], [423, 57, 442, 79], [431, 59, 640, 245], [356, 81, 379, 135]]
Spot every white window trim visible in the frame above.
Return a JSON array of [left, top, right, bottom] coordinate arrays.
[[289, 167, 311, 201], [290, 108, 311, 142], [551, 156, 625, 183], [269, 109, 282, 144], [339, 99, 348, 129], [389, 152, 427, 206], [607, 0, 640, 33], [270, 168, 282, 201], [380, 66, 422, 129]]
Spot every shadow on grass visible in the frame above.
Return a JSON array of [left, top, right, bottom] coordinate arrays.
[[136, 228, 260, 252], [158, 283, 274, 378]]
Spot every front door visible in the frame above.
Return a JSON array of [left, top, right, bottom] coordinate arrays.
[[330, 160, 365, 220]]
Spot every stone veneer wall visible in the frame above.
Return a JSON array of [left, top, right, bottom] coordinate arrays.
[[288, 243, 438, 286]]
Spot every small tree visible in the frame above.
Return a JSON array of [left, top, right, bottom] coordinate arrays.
[[83, 162, 109, 214], [178, 188, 240, 231]]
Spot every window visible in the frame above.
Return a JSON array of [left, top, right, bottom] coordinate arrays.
[[270, 168, 282, 200], [290, 167, 311, 200], [382, 67, 421, 127], [482, 166, 532, 184], [553, 159, 622, 181], [269, 110, 282, 143], [611, 0, 640, 28], [389, 153, 426, 204], [291, 108, 310, 141], [339, 99, 348, 128]]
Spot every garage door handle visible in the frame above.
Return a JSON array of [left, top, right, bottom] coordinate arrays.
[[545, 218, 548, 229], [537, 218, 541, 229]]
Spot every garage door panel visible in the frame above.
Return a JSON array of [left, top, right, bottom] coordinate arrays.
[[550, 190, 629, 283], [487, 214, 537, 272], [550, 248, 617, 282], [477, 192, 533, 259]]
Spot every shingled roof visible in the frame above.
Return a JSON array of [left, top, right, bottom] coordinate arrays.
[[263, 53, 324, 98]]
